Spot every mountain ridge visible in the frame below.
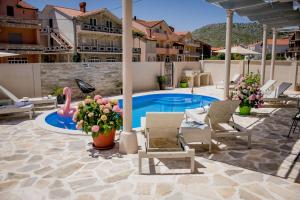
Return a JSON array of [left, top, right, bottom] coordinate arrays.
[[192, 23, 283, 47]]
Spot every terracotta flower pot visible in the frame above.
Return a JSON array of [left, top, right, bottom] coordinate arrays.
[[93, 129, 116, 149]]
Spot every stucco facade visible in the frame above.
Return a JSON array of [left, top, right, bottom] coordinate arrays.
[[40, 3, 142, 63], [0, 0, 42, 63]]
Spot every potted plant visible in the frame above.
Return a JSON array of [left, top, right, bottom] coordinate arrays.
[[51, 86, 65, 104], [179, 76, 189, 88], [157, 75, 167, 90], [73, 95, 123, 149], [231, 73, 264, 115]]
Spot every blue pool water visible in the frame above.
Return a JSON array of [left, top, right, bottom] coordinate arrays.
[[45, 93, 218, 129]]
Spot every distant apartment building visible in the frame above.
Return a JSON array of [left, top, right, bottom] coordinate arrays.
[[0, 0, 42, 63], [175, 32, 211, 61], [133, 17, 210, 62], [288, 30, 300, 60], [40, 2, 141, 63], [133, 18, 179, 62]]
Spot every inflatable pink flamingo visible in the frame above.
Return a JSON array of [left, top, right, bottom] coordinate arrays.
[[57, 87, 76, 117]]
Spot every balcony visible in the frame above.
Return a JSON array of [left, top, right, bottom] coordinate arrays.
[[0, 16, 40, 29], [78, 45, 122, 53], [0, 43, 42, 53], [288, 47, 300, 52], [79, 24, 122, 35], [78, 45, 141, 54], [156, 47, 178, 55], [43, 46, 70, 53]]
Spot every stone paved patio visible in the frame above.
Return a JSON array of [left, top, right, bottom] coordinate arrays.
[[0, 87, 300, 200]]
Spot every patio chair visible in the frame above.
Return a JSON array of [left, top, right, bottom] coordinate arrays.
[[288, 110, 300, 137], [138, 112, 195, 174], [263, 82, 299, 106], [0, 85, 57, 108], [0, 104, 34, 119], [186, 100, 251, 149], [216, 74, 242, 89], [205, 100, 251, 148], [75, 79, 96, 96]]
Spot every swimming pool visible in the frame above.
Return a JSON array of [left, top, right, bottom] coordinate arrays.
[[44, 93, 218, 130]]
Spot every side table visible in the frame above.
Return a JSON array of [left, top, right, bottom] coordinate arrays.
[[180, 120, 212, 152]]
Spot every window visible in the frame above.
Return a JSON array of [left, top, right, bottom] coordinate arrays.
[[106, 21, 112, 28], [132, 55, 140, 62], [8, 33, 22, 44], [165, 56, 170, 63], [49, 19, 53, 28], [7, 6, 14, 16], [90, 18, 97, 26], [8, 57, 28, 64], [50, 38, 54, 46]]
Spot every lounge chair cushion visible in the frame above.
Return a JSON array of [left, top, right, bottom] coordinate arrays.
[[185, 105, 210, 124], [148, 138, 181, 151]]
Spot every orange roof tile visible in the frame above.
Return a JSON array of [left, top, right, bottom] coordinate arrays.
[[211, 47, 224, 51], [175, 31, 188, 36], [134, 19, 163, 28], [18, 1, 37, 10], [267, 38, 289, 45], [53, 6, 83, 17]]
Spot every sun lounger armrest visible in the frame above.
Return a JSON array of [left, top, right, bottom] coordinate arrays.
[[229, 121, 247, 132]]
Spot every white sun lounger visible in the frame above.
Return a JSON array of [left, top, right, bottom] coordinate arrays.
[[0, 104, 34, 119], [216, 74, 242, 89], [206, 100, 251, 148], [263, 82, 299, 106], [186, 100, 251, 149], [260, 80, 277, 95], [0, 85, 57, 108], [138, 112, 195, 174]]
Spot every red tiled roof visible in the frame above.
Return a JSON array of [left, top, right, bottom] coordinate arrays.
[[134, 19, 163, 28], [211, 47, 224, 51], [53, 6, 83, 17], [267, 38, 289, 45], [18, 0, 37, 10], [175, 31, 188, 36], [53, 6, 107, 18]]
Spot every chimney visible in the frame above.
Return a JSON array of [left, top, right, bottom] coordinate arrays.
[[79, 2, 86, 13]]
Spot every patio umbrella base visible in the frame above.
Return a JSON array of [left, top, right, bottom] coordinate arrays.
[[119, 131, 138, 154]]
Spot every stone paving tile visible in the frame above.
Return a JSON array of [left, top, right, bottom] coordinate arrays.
[[0, 87, 300, 199]]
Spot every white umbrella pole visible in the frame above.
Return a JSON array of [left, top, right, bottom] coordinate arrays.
[[224, 10, 233, 99]]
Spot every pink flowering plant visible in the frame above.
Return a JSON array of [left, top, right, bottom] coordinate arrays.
[[231, 73, 264, 108], [73, 95, 123, 138]]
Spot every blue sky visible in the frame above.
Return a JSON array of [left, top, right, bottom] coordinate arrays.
[[27, 0, 250, 31]]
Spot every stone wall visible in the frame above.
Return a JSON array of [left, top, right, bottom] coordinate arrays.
[[40, 62, 122, 98], [1, 61, 299, 100]]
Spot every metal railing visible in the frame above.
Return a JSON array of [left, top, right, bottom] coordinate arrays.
[[78, 45, 141, 54], [132, 48, 141, 54], [43, 46, 69, 52], [80, 24, 122, 34], [78, 45, 122, 53]]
